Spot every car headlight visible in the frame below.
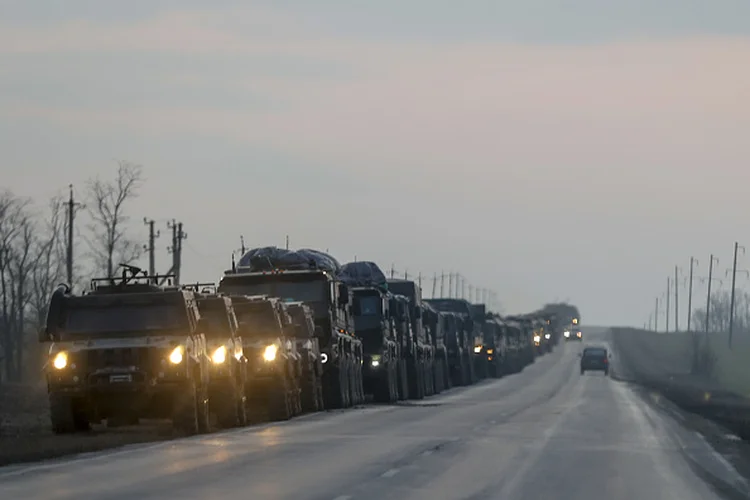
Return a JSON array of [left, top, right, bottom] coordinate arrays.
[[169, 346, 184, 364], [212, 346, 227, 364], [474, 345, 482, 353], [263, 344, 278, 362], [370, 354, 382, 367], [564, 331, 570, 337], [576, 331, 582, 337], [545, 334, 551, 340], [53, 351, 68, 370], [533, 335, 541, 343]]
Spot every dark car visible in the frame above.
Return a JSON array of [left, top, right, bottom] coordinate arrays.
[[580, 346, 609, 375]]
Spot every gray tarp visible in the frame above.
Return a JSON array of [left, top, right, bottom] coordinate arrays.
[[237, 247, 341, 273], [338, 261, 388, 287]]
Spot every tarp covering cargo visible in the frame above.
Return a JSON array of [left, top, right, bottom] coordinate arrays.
[[237, 246, 341, 273], [338, 261, 388, 287]]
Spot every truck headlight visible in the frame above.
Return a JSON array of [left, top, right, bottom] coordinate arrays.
[[533, 335, 541, 343], [169, 346, 184, 364], [212, 346, 227, 364], [53, 351, 68, 370], [473, 346, 482, 353], [564, 331, 570, 337], [320, 352, 328, 364], [263, 344, 278, 362], [544, 334, 551, 340], [371, 354, 381, 367]]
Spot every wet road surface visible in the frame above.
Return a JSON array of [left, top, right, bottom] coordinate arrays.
[[1, 330, 747, 499]]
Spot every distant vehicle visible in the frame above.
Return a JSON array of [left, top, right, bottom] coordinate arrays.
[[564, 328, 583, 341], [580, 346, 610, 375]]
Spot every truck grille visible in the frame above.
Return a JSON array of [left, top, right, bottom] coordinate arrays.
[[86, 347, 151, 370]]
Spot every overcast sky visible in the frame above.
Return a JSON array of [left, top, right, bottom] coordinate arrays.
[[2, 1, 749, 326]]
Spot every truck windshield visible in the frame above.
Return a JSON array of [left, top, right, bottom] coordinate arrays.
[[354, 294, 381, 316], [64, 305, 183, 335], [220, 275, 326, 303]]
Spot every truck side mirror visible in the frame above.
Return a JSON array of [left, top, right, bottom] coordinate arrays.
[[337, 283, 349, 306], [38, 327, 51, 343]]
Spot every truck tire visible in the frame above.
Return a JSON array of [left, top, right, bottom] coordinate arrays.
[[433, 357, 444, 394], [407, 357, 424, 400], [397, 358, 409, 401], [269, 376, 293, 421], [49, 393, 77, 434], [300, 360, 321, 413], [173, 381, 200, 435], [322, 365, 344, 409]]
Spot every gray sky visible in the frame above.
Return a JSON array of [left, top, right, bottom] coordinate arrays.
[[1, 1, 749, 326]]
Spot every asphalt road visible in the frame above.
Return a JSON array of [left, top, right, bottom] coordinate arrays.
[[1, 330, 748, 500]]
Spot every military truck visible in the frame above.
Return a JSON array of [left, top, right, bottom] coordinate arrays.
[[481, 314, 507, 378], [470, 304, 491, 379], [191, 291, 248, 428], [337, 261, 399, 403], [434, 310, 471, 386], [390, 294, 420, 399], [502, 318, 525, 373], [284, 301, 326, 412], [218, 247, 363, 410], [40, 265, 211, 435], [387, 279, 435, 397], [229, 295, 302, 421], [422, 302, 449, 393], [425, 298, 478, 385]]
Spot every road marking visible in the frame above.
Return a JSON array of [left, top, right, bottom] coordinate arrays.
[[332, 496, 352, 500], [725, 434, 741, 442], [421, 450, 433, 457], [381, 468, 400, 478]]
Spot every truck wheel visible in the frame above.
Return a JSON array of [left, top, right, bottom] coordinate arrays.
[[269, 377, 292, 421], [237, 388, 248, 426], [173, 382, 200, 435], [49, 393, 76, 434], [322, 365, 344, 409], [216, 385, 243, 428], [300, 363, 320, 413]]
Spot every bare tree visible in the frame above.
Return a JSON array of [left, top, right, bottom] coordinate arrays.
[[30, 195, 66, 328], [0, 191, 34, 381], [85, 161, 144, 278]]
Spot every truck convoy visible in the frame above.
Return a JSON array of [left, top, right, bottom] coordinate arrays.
[[38, 250, 579, 434]]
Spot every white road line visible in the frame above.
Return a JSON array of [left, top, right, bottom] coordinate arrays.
[[381, 468, 400, 478], [421, 450, 434, 457], [332, 495, 352, 500]]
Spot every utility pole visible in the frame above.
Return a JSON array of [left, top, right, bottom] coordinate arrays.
[[448, 273, 454, 298], [666, 277, 670, 333], [390, 264, 395, 279], [64, 184, 84, 286], [167, 220, 187, 285], [687, 257, 696, 332], [674, 266, 679, 331], [143, 218, 160, 276], [728, 242, 745, 348], [240, 235, 246, 255], [705, 255, 717, 336], [461, 276, 466, 299], [285, 235, 289, 250], [654, 297, 659, 332], [440, 272, 445, 298], [418, 272, 422, 288]]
